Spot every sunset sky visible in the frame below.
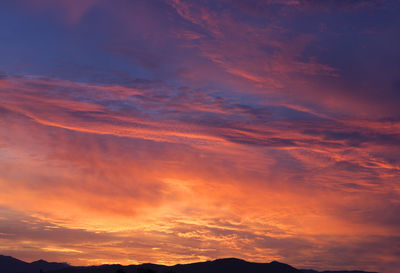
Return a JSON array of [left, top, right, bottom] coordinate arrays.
[[0, 1, 400, 272]]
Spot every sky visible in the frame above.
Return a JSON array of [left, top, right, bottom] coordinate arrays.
[[0, 0, 399, 272]]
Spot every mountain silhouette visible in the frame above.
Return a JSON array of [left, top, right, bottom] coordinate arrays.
[[0, 255, 69, 273], [0, 255, 378, 273]]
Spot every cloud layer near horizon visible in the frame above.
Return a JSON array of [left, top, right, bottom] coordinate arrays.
[[1, 1, 400, 273]]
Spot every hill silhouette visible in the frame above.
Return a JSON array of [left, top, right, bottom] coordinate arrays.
[[0, 255, 378, 273], [0, 255, 69, 273]]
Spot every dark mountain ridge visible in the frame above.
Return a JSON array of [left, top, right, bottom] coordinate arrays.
[[0, 255, 69, 273], [0, 255, 378, 273]]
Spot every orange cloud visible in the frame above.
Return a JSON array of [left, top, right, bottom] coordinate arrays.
[[1, 74, 399, 272]]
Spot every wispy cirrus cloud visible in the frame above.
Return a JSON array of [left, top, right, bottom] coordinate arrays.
[[1, 74, 400, 271]]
